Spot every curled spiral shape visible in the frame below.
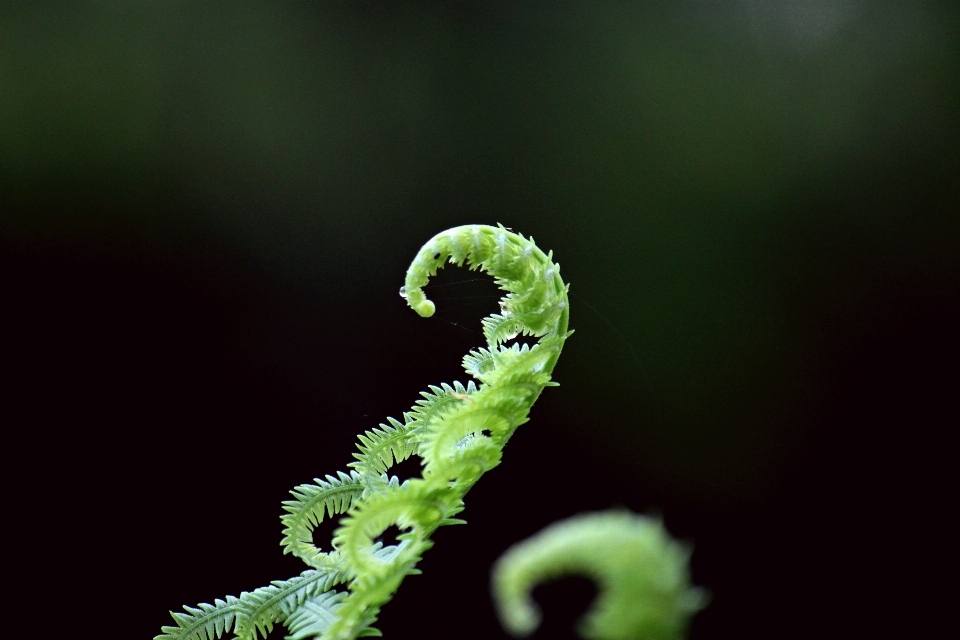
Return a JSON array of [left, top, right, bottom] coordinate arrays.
[[492, 510, 708, 640], [158, 225, 571, 640]]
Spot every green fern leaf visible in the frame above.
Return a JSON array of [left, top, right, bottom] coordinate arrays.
[[281, 591, 348, 640], [347, 417, 418, 490], [405, 381, 477, 435], [234, 568, 346, 640], [332, 480, 444, 581], [156, 596, 242, 640], [480, 312, 524, 347], [161, 225, 574, 640], [492, 511, 707, 640], [281, 471, 365, 565], [461, 348, 497, 383]]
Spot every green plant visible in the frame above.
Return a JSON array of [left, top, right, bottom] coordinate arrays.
[[157, 224, 571, 640], [157, 224, 703, 640], [492, 510, 707, 640]]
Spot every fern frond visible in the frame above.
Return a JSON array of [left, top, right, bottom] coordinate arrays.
[[318, 590, 386, 640], [417, 407, 513, 470], [332, 480, 444, 580], [461, 347, 496, 382], [233, 568, 347, 640], [280, 591, 349, 640], [320, 544, 422, 640], [492, 511, 708, 640], [405, 381, 477, 435], [162, 225, 575, 640], [416, 365, 547, 467], [481, 313, 525, 347], [346, 417, 418, 491], [281, 471, 365, 565], [157, 596, 242, 640], [423, 435, 503, 496]]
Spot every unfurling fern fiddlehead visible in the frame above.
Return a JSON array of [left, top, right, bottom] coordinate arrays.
[[158, 224, 571, 640], [492, 510, 708, 640]]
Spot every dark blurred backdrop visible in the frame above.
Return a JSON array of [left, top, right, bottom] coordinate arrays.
[[3, 2, 957, 639]]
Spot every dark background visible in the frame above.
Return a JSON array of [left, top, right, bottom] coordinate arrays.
[[3, 2, 957, 639]]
